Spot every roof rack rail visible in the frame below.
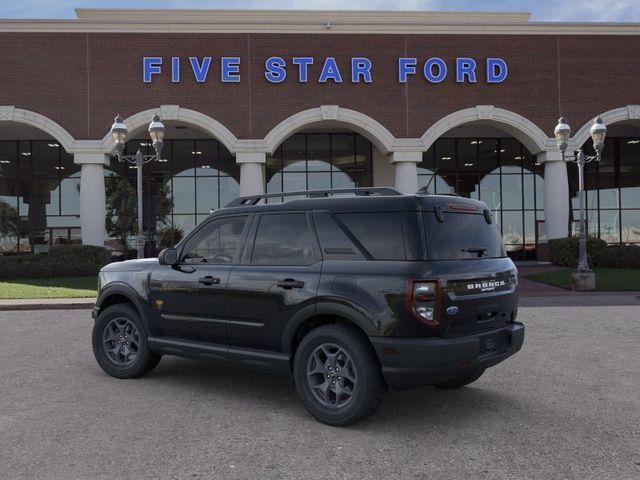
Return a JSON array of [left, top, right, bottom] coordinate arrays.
[[225, 187, 401, 207]]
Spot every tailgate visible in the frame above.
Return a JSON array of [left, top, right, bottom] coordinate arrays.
[[432, 260, 518, 337]]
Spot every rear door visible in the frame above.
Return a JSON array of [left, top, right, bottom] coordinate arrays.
[[226, 211, 322, 352]]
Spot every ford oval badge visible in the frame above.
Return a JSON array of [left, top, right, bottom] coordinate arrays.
[[446, 306, 459, 315]]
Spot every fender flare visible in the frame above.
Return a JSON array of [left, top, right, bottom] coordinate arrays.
[[95, 282, 150, 329], [280, 301, 379, 354]]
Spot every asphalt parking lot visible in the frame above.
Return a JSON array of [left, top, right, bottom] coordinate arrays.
[[0, 306, 638, 480]]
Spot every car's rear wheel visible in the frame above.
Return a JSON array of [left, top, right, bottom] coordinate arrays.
[[433, 369, 485, 389], [293, 324, 387, 426], [92, 304, 161, 379]]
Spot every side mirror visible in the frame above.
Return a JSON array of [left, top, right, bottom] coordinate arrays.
[[158, 248, 178, 266]]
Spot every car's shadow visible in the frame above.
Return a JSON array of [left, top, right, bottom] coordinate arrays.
[[140, 356, 521, 429]]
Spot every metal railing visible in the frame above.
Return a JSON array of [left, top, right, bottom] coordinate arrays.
[[225, 187, 401, 207]]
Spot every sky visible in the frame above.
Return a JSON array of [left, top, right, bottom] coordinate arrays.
[[0, 0, 639, 22]]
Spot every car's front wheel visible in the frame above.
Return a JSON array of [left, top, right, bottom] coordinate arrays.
[[293, 324, 387, 426], [92, 304, 161, 379]]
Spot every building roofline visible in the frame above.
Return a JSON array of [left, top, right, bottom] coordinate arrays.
[[75, 8, 533, 23], [0, 9, 639, 35]]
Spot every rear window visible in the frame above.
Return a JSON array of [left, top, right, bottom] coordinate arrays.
[[423, 212, 505, 260], [337, 212, 406, 260]]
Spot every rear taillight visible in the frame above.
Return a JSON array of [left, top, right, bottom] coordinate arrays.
[[407, 280, 440, 327]]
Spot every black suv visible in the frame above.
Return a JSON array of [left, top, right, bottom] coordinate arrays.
[[92, 188, 524, 426]]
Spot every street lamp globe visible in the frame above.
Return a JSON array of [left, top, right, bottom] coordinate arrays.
[[554, 117, 571, 154], [590, 116, 607, 154], [110, 115, 128, 155], [148, 114, 165, 157]]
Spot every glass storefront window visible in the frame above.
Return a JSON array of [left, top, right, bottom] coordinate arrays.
[[621, 210, 640, 243], [570, 136, 640, 245], [105, 138, 239, 255], [501, 175, 523, 210], [0, 140, 81, 254], [266, 133, 372, 200], [421, 137, 543, 259]]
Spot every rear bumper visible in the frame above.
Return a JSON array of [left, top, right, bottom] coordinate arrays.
[[370, 322, 524, 390]]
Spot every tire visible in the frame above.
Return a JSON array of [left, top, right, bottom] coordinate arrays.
[[433, 369, 485, 389], [92, 303, 161, 379], [293, 324, 387, 427]]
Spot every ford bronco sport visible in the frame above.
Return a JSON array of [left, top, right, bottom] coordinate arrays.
[[92, 187, 524, 426]]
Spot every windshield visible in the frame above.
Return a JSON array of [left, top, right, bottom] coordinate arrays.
[[423, 211, 506, 260]]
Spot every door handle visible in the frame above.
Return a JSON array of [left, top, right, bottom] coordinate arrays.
[[277, 278, 305, 289], [198, 276, 221, 286]]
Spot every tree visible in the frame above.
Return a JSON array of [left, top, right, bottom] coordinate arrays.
[[0, 201, 19, 252], [105, 176, 173, 254], [0, 201, 19, 238], [156, 225, 184, 250]]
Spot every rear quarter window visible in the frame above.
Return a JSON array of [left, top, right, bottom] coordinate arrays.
[[337, 212, 406, 260], [423, 211, 505, 260]]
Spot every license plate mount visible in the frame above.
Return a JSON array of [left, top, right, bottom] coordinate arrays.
[[479, 332, 504, 355]]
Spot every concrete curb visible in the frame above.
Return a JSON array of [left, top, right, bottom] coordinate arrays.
[[0, 299, 95, 311]]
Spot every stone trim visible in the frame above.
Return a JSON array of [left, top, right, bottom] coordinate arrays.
[[570, 105, 640, 149], [100, 105, 239, 154], [0, 106, 76, 152], [263, 106, 397, 155], [421, 106, 553, 154], [2, 10, 640, 35]]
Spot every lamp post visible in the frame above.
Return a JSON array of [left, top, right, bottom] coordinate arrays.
[[110, 113, 166, 259], [554, 116, 607, 288]]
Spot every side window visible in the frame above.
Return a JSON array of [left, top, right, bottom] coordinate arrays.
[[251, 213, 317, 266], [337, 212, 406, 260], [313, 211, 366, 261], [181, 216, 247, 264]]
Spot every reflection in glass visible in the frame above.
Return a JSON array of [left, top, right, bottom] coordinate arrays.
[[500, 175, 523, 210], [105, 139, 239, 255], [421, 137, 542, 259], [524, 211, 536, 245], [599, 210, 620, 243], [571, 136, 640, 244], [0, 140, 80, 253], [620, 182, 640, 208], [196, 176, 218, 213], [266, 133, 372, 200], [502, 211, 523, 249], [417, 168, 452, 195], [621, 210, 640, 243]]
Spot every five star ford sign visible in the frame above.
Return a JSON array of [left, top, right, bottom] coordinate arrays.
[[142, 56, 508, 84]]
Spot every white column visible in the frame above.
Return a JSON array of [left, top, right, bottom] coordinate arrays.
[[391, 151, 421, 194], [237, 152, 266, 197], [539, 151, 569, 240], [75, 152, 109, 246]]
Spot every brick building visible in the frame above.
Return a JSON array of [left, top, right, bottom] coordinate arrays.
[[1, 9, 639, 258]]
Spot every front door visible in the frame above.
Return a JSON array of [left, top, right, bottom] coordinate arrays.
[[148, 214, 250, 345], [226, 212, 322, 352]]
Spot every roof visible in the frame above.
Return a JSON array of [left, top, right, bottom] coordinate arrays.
[[218, 194, 489, 216], [0, 9, 639, 35]]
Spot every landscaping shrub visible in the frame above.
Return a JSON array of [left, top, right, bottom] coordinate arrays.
[[594, 245, 640, 269], [0, 245, 112, 280], [549, 237, 607, 266], [550, 237, 640, 269]]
